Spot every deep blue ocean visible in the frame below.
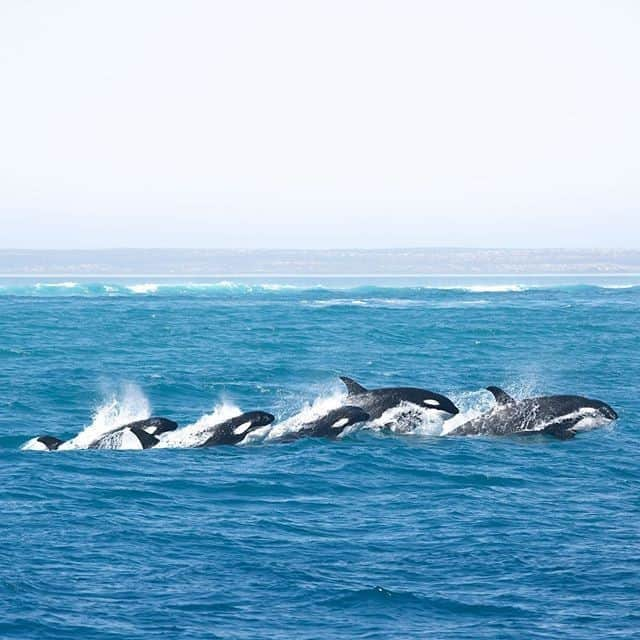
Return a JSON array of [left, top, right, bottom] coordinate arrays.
[[1, 276, 639, 639]]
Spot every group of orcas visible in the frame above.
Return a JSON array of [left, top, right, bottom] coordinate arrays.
[[28, 375, 618, 451]]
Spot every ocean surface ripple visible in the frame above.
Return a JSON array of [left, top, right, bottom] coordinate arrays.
[[1, 276, 638, 639]]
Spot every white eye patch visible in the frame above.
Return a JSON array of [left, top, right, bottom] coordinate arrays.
[[144, 426, 159, 435], [332, 417, 350, 429], [233, 421, 253, 436], [423, 399, 440, 407]]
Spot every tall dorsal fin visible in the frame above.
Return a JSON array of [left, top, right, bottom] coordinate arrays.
[[339, 376, 368, 395], [486, 386, 516, 406]]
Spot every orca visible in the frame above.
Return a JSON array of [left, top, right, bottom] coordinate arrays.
[[89, 425, 166, 450], [125, 417, 179, 437], [339, 376, 459, 419], [275, 406, 370, 442], [198, 411, 275, 447], [447, 386, 618, 439], [84, 416, 179, 450]]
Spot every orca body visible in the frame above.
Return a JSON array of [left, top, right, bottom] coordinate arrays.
[[198, 411, 275, 447], [447, 387, 618, 439], [86, 417, 179, 450], [275, 406, 370, 442], [339, 376, 459, 419]]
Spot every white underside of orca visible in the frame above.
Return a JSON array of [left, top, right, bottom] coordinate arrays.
[[93, 428, 145, 450], [21, 437, 51, 451]]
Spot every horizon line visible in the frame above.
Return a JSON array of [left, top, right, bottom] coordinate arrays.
[[0, 247, 639, 252], [1, 273, 640, 279]]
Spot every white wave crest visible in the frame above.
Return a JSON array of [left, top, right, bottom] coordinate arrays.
[[58, 384, 151, 450], [35, 281, 79, 289], [442, 284, 529, 293], [127, 283, 159, 294], [597, 284, 635, 289]]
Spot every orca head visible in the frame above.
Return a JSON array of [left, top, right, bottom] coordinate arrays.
[[326, 406, 370, 434], [400, 389, 459, 416], [552, 396, 618, 432], [231, 411, 275, 437], [140, 417, 179, 436], [582, 398, 618, 423], [595, 401, 618, 421]]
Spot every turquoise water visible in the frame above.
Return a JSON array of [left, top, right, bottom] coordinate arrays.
[[1, 276, 639, 639]]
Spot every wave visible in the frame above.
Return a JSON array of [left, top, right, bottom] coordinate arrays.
[[0, 280, 640, 300], [1, 279, 639, 298]]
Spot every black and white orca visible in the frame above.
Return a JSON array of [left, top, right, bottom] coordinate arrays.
[[26, 417, 179, 451], [447, 387, 618, 439], [197, 411, 276, 447], [86, 416, 179, 450], [274, 406, 370, 442], [339, 376, 459, 419]]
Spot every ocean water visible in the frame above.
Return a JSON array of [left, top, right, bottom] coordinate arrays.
[[1, 276, 639, 639]]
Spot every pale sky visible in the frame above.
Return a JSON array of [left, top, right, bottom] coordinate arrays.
[[0, 0, 639, 249]]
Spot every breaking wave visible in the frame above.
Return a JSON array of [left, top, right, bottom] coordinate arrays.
[[1, 279, 639, 298]]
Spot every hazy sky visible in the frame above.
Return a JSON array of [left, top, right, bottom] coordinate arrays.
[[1, 1, 639, 249]]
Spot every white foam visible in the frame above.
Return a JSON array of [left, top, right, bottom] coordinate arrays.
[[258, 392, 347, 442], [444, 284, 529, 293], [35, 281, 79, 289], [303, 299, 368, 308], [361, 402, 440, 436], [127, 283, 159, 294], [58, 384, 151, 450], [260, 284, 298, 291], [597, 284, 635, 289], [156, 401, 242, 448]]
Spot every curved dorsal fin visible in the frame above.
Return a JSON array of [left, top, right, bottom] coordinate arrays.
[[339, 376, 368, 395], [486, 386, 516, 406], [129, 426, 159, 449]]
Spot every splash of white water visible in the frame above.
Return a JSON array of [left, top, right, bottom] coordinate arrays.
[[58, 384, 151, 450], [156, 401, 242, 448]]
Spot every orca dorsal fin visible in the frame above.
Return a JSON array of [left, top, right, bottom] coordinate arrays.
[[339, 376, 368, 395], [129, 426, 159, 449], [486, 386, 516, 406]]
